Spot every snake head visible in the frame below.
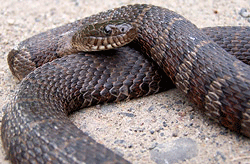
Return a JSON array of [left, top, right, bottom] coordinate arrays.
[[72, 20, 137, 51]]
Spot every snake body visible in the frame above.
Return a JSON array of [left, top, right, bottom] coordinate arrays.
[[2, 4, 250, 163]]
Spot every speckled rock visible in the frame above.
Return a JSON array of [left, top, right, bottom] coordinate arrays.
[[150, 138, 198, 164]]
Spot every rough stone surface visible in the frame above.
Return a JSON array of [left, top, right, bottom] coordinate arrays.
[[150, 138, 198, 164], [1, 0, 250, 163]]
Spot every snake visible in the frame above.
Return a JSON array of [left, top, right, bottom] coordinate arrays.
[[1, 4, 250, 164]]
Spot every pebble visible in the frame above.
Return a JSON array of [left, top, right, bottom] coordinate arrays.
[[133, 127, 145, 133], [149, 130, 155, 134], [7, 19, 15, 25], [114, 140, 129, 148], [214, 151, 226, 162], [175, 108, 181, 112], [163, 121, 168, 127], [150, 138, 198, 164], [172, 131, 178, 137], [148, 142, 158, 150], [119, 112, 135, 117], [175, 100, 183, 104], [239, 8, 250, 18], [127, 107, 134, 112], [200, 134, 206, 140], [147, 105, 155, 112], [114, 140, 126, 144]]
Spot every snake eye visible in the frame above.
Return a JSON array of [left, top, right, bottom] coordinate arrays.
[[120, 27, 125, 32], [104, 25, 112, 35], [118, 24, 132, 33]]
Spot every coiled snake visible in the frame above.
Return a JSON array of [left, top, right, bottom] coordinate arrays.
[[1, 4, 250, 163]]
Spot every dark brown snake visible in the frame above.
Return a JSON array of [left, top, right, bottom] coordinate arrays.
[[2, 4, 250, 164]]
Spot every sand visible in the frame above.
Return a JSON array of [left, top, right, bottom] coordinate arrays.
[[0, 0, 250, 163]]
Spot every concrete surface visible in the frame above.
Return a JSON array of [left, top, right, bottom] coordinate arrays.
[[0, 0, 250, 163]]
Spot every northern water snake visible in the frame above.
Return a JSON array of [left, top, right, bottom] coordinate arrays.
[[2, 4, 250, 163]]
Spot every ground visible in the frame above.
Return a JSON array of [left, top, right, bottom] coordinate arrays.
[[0, 0, 250, 163]]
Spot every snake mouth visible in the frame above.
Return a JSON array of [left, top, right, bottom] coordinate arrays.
[[71, 21, 137, 52], [88, 32, 137, 51]]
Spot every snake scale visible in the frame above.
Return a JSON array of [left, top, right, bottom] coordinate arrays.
[[2, 4, 250, 163]]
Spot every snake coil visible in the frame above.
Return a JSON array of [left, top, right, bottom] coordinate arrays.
[[2, 4, 250, 164]]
